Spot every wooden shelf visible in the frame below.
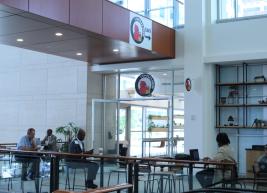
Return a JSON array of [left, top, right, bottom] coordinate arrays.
[[150, 127, 168, 132], [216, 82, 244, 86], [246, 104, 267, 107], [216, 81, 267, 86], [149, 115, 183, 120], [216, 104, 244, 107], [173, 125, 184, 129], [246, 81, 267, 85], [174, 114, 184, 118], [216, 104, 267, 107], [216, 125, 244, 128], [216, 125, 267, 129], [149, 116, 168, 120]]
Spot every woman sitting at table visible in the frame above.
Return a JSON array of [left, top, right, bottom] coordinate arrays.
[[196, 132, 236, 187]]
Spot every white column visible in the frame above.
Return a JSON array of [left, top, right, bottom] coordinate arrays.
[[184, 0, 216, 158]]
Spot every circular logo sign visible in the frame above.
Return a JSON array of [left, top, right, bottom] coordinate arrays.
[[130, 17, 144, 44], [185, 78, 192, 91], [135, 74, 155, 96]]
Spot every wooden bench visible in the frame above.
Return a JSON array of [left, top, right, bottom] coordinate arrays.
[[54, 183, 133, 193]]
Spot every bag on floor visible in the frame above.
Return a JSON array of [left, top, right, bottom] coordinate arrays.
[[196, 168, 215, 188]]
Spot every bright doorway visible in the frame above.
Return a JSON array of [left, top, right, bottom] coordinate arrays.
[[92, 97, 184, 157]]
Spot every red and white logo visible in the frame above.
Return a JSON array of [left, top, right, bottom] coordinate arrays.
[[135, 74, 155, 96]]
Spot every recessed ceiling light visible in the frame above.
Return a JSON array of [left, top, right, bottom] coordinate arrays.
[[16, 38, 24, 42], [113, 49, 119, 53], [76, 52, 83, 56], [55, 32, 63, 37], [163, 73, 167, 76]]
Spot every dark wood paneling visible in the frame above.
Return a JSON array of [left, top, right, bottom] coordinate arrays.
[[0, 1, 174, 64], [70, 0, 102, 34], [29, 0, 69, 24], [0, 0, 28, 11], [152, 22, 175, 58], [103, 0, 129, 42]]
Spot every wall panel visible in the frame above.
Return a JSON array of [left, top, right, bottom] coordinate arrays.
[[70, 0, 102, 34], [29, 0, 69, 24], [103, 0, 129, 42], [153, 22, 175, 58]]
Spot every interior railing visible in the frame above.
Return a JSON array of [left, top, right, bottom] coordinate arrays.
[[0, 148, 243, 193]]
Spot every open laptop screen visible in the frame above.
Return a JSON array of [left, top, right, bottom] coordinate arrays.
[[35, 138, 41, 146], [190, 149, 200, 161]]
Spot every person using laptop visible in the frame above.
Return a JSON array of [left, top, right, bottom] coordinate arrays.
[[196, 132, 236, 187], [41, 129, 57, 151], [16, 128, 40, 180], [67, 129, 99, 189]]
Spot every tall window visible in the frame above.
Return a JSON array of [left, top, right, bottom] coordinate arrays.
[[218, 0, 267, 20], [108, 0, 185, 28]]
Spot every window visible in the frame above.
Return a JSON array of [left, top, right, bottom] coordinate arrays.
[[218, 0, 267, 21], [108, 0, 185, 28]]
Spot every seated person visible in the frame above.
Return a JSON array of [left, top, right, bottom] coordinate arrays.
[[41, 129, 57, 151], [16, 128, 40, 180], [254, 145, 267, 190], [67, 129, 99, 189], [255, 145, 267, 173], [196, 132, 236, 187]]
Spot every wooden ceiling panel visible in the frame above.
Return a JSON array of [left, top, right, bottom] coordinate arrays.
[[29, 0, 69, 24], [0, 14, 51, 36], [103, 0, 129, 42], [0, 1, 175, 65], [70, 0, 102, 34], [152, 22, 175, 58]]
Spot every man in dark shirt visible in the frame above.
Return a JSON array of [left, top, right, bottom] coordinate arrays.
[[41, 129, 57, 151], [68, 129, 99, 189]]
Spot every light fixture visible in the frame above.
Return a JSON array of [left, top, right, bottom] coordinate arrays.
[[76, 52, 83, 56], [163, 73, 167, 76], [16, 38, 24, 42], [55, 32, 63, 37], [113, 49, 119, 53]]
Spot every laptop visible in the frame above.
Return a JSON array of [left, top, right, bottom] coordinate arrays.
[[35, 138, 41, 146], [189, 149, 200, 161]]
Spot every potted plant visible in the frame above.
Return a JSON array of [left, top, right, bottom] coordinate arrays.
[[55, 122, 81, 152]]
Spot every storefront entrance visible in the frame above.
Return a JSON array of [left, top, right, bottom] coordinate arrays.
[[92, 97, 184, 157]]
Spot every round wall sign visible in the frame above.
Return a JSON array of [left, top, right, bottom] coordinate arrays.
[[135, 74, 155, 96], [130, 16, 144, 44], [185, 78, 192, 91]]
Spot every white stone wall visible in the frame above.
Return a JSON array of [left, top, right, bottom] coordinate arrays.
[[0, 44, 88, 143]]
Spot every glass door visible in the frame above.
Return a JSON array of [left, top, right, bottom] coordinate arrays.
[[129, 106, 143, 157], [92, 99, 119, 155], [92, 97, 174, 157]]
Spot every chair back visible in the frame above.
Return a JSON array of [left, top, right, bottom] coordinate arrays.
[[119, 144, 128, 156], [219, 159, 238, 180], [159, 140, 165, 148]]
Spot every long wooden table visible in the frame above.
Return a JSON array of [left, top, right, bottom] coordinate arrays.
[[0, 149, 235, 193]]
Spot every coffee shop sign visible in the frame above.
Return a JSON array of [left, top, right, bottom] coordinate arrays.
[[129, 12, 152, 50], [135, 73, 155, 97]]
